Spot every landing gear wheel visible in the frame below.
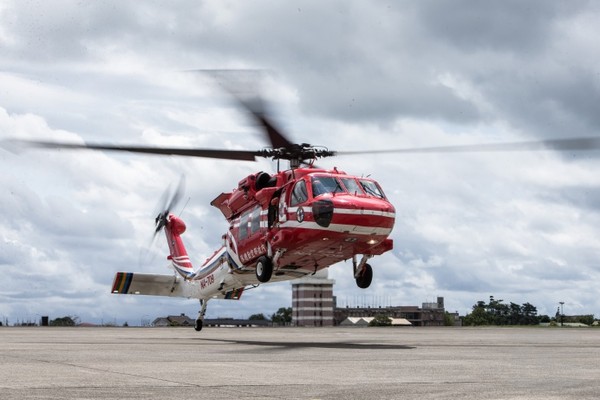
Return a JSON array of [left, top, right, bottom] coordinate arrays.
[[255, 256, 273, 283], [194, 319, 203, 332], [355, 263, 373, 289]]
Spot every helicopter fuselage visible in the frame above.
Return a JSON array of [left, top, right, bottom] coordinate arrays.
[[207, 167, 395, 287]]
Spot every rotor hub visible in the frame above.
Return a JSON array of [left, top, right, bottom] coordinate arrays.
[[264, 144, 336, 168]]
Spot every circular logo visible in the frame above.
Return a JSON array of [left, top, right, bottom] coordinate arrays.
[[296, 207, 305, 222]]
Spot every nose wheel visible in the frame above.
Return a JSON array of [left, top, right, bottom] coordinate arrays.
[[353, 255, 373, 289]]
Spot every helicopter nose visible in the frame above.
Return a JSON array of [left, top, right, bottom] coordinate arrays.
[[308, 195, 395, 234], [329, 196, 396, 234]]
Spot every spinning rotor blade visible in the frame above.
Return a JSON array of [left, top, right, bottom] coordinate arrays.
[[154, 174, 186, 237], [8, 139, 262, 161], [165, 174, 186, 216], [335, 136, 600, 156], [234, 96, 293, 149], [199, 69, 294, 150]]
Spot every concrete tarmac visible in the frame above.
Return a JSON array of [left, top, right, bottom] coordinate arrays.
[[1, 326, 599, 399]]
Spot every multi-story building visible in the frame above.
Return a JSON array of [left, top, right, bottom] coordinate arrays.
[[291, 269, 335, 327]]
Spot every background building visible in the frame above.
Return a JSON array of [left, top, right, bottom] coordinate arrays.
[[291, 269, 335, 327], [152, 313, 194, 327], [334, 297, 446, 326], [291, 267, 447, 327]]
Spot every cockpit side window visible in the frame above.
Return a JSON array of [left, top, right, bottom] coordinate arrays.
[[341, 177, 364, 196], [311, 176, 345, 197], [359, 179, 385, 199], [290, 180, 308, 206]]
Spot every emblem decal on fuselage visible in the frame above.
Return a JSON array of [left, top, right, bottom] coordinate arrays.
[[296, 207, 305, 222]]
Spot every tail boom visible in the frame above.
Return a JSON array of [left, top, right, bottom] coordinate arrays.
[[112, 215, 248, 302]]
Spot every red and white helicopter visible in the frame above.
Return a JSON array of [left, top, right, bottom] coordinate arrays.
[[20, 97, 398, 331], [8, 80, 600, 331], [113, 145, 396, 331]]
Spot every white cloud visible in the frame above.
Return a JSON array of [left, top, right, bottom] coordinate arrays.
[[1, 0, 599, 324]]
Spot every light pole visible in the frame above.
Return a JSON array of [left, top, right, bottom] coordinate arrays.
[[559, 302, 564, 327]]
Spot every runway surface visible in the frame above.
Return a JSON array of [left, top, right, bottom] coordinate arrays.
[[1, 326, 599, 399]]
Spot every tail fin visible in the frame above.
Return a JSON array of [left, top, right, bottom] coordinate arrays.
[[164, 214, 195, 278]]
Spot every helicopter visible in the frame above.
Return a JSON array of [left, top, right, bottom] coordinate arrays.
[[6, 79, 600, 332], [18, 96, 398, 331]]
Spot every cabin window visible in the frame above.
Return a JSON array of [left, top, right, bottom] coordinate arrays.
[[341, 177, 364, 196], [359, 179, 385, 199], [250, 207, 261, 234], [311, 176, 345, 197], [238, 212, 249, 240], [290, 180, 308, 206]]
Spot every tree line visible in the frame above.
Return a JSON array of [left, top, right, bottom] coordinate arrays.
[[463, 296, 546, 326], [249, 307, 292, 325]]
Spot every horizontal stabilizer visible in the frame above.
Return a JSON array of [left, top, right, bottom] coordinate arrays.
[[111, 272, 190, 297]]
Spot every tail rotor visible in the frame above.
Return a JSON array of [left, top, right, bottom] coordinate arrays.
[[153, 174, 186, 240], [138, 174, 186, 269]]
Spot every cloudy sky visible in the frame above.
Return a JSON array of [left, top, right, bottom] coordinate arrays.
[[1, 1, 599, 325]]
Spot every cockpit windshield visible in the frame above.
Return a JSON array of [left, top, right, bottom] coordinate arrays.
[[311, 176, 345, 197], [310, 175, 386, 199]]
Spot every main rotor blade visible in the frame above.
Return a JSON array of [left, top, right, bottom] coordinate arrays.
[[236, 96, 294, 149], [199, 69, 294, 149], [8, 139, 261, 161], [335, 136, 600, 156]]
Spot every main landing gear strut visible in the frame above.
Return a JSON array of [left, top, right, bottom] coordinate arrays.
[[353, 255, 373, 289], [195, 299, 208, 332]]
